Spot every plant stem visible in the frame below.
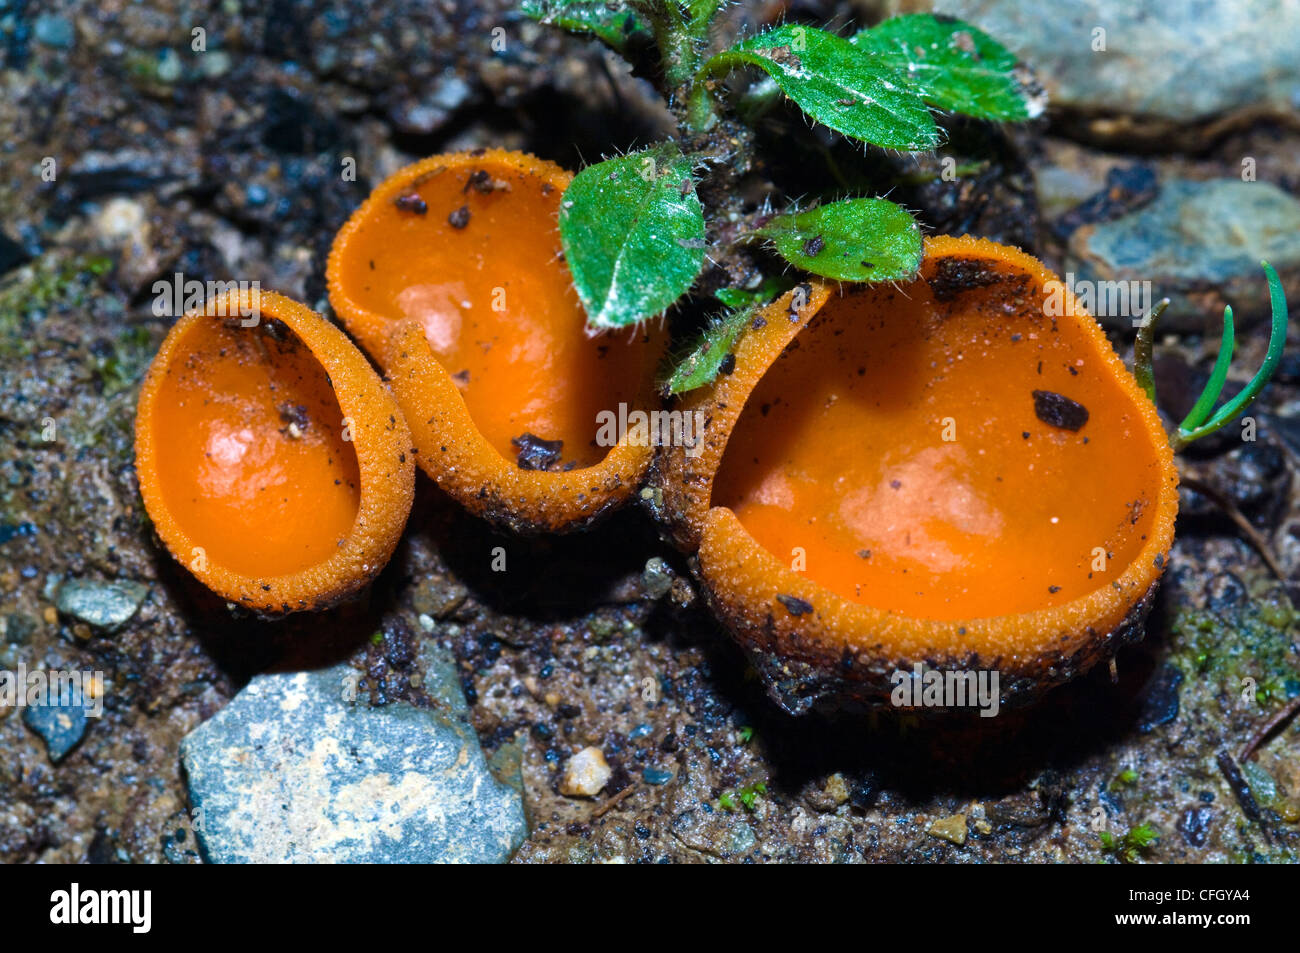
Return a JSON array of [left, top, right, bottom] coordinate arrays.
[[1132, 297, 1169, 405], [632, 0, 721, 129]]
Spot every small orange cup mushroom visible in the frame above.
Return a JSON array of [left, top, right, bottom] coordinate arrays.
[[327, 149, 667, 534], [654, 236, 1179, 713], [135, 289, 415, 614]]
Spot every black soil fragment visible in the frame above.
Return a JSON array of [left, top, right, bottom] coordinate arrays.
[[277, 402, 310, 436], [448, 205, 471, 229], [464, 169, 509, 194], [776, 594, 814, 616], [394, 193, 427, 215], [512, 432, 563, 470], [1032, 389, 1089, 431], [927, 257, 1006, 302], [802, 234, 825, 257]]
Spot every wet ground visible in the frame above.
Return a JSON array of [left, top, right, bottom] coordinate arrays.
[[1, 0, 1297, 862]]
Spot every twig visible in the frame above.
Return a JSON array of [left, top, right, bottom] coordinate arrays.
[[1177, 472, 1285, 581], [1216, 750, 1272, 846], [1239, 694, 1300, 762], [592, 783, 639, 819]]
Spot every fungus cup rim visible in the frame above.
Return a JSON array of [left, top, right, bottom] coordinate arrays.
[[134, 289, 415, 614]]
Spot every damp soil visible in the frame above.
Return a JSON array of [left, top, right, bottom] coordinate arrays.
[[1, 0, 1298, 863]]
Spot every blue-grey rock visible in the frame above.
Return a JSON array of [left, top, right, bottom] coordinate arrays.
[[56, 578, 148, 630], [1136, 663, 1183, 733], [418, 639, 470, 720], [1066, 179, 1300, 329], [23, 683, 90, 762], [181, 664, 527, 864], [33, 15, 75, 50], [915, 0, 1300, 130]]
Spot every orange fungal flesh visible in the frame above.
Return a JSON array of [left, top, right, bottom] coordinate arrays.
[[150, 318, 360, 578], [713, 263, 1165, 621], [328, 150, 659, 468]]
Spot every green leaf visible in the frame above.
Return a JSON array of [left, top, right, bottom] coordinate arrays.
[[664, 304, 754, 395], [851, 14, 1031, 121], [759, 198, 922, 282], [703, 24, 938, 151], [521, 0, 648, 52], [559, 143, 706, 331]]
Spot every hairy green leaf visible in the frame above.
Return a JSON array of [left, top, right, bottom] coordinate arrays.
[[521, 0, 648, 52], [559, 143, 705, 331], [703, 24, 938, 150], [851, 14, 1031, 121], [664, 305, 754, 395], [759, 198, 922, 281]]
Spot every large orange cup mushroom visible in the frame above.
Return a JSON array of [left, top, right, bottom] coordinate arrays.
[[135, 290, 415, 614], [327, 149, 666, 534], [654, 236, 1179, 713]]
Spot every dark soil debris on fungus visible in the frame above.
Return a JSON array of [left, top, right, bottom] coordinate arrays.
[[1032, 389, 1091, 431]]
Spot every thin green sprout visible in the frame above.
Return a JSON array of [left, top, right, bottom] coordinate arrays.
[[1179, 303, 1235, 432], [1169, 261, 1288, 452]]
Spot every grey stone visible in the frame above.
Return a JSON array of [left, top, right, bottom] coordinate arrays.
[[417, 639, 470, 720], [915, 0, 1300, 127], [641, 557, 674, 599], [22, 683, 90, 762], [155, 49, 182, 84], [181, 664, 526, 864], [56, 578, 148, 630], [1066, 179, 1300, 329], [34, 15, 75, 50]]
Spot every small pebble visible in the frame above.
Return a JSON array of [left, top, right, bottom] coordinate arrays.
[[56, 579, 148, 630], [559, 746, 611, 797], [927, 814, 968, 845], [642, 767, 674, 786]]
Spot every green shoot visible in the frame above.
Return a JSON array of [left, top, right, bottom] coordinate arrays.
[[1152, 262, 1290, 452], [1099, 823, 1159, 863]]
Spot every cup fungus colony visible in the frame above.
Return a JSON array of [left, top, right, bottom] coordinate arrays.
[[136, 152, 1180, 712]]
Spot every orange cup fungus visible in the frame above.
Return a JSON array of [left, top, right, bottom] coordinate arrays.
[[654, 236, 1179, 713], [327, 149, 667, 534], [135, 290, 415, 614]]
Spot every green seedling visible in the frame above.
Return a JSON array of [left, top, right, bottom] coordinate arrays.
[[526, 1, 1037, 386]]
